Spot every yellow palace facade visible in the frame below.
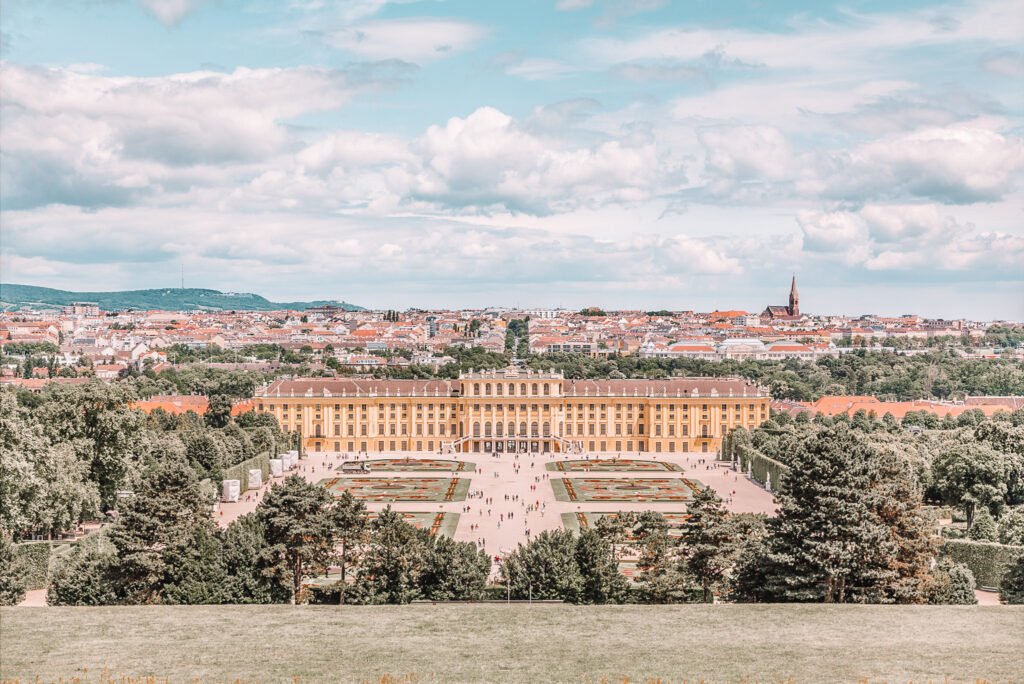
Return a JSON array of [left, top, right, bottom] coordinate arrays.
[[255, 368, 771, 455], [253, 368, 770, 454]]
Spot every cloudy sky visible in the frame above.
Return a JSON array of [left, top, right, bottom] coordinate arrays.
[[1, 0, 1022, 318]]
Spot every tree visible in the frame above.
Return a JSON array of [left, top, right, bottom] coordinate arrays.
[[355, 508, 428, 604], [221, 514, 291, 604], [927, 559, 977, 605], [47, 546, 120, 606], [0, 535, 26, 606], [106, 456, 213, 604], [931, 442, 1008, 527], [999, 554, 1024, 604], [205, 394, 233, 428], [162, 522, 230, 604], [330, 491, 368, 605], [574, 528, 628, 604], [258, 475, 339, 604], [760, 426, 896, 603], [968, 506, 999, 542], [501, 530, 582, 602], [420, 535, 491, 601], [997, 507, 1024, 546], [679, 486, 732, 603], [867, 447, 941, 604]]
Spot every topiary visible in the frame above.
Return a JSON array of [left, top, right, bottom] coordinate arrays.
[[999, 554, 1024, 604], [968, 507, 999, 542]]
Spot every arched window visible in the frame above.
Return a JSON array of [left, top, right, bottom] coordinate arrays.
[[496, 384, 503, 396], [543, 383, 550, 396], [496, 422, 503, 437], [484, 421, 492, 437], [520, 383, 527, 396], [542, 421, 550, 436], [485, 383, 491, 395], [531, 383, 539, 396], [474, 383, 480, 396], [508, 383, 515, 396], [531, 421, 539, 437], [701, 425, 709, 437], [473, 421, 481, 437], [508, 421, 515, 436], [519, 421, 527, 436]]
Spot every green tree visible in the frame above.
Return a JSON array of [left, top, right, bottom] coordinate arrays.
[[47, 546, 120, 606], [257, 475, 339, 604], [162, 522, 230, 604], [0, 535, 26, 606], [420, 535, 491, 601], [968, 506, 999, 542], [998, 507, 1024, 546], [501, 530, 582, 602], [221, 514, 291, 604], [106, 456, 214, 604], [574, 528, 628, 604], [999, 554, 1024, 604], [761, 426, 895, 603], [679, 486, 733, 603], [330, 491, 367, 605], [932, 442, 1008, 527], [927, 559, 977, 605], [355, 508, 428, 604], [205, 394, 233, 428]]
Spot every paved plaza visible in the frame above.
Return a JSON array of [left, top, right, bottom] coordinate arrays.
[[215, 449, 777, 579]]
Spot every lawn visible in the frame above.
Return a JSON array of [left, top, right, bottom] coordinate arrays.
[[2, 605, 1021, 683]]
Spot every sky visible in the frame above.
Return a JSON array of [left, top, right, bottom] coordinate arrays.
[[1, 0, 1022, 319]]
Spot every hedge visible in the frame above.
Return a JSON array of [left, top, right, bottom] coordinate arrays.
[[14, 542, 54, 591], [223, 451, 272, 490], [939, 539, 1024, 590], [736, 445, 790, 492], [14, 528, 113, 591]]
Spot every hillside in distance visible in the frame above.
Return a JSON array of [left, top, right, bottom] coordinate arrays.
[[0, 283, 364, 312]]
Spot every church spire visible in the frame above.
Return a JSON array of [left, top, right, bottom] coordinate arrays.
[[789, 274, 799, 316]]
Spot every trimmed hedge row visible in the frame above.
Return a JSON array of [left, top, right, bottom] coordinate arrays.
[[939, 539, 1024, 589], [223, 451, 272, 490], [14, 542, 55, 591], [736, 444, 790, 492], [14, 529, 113, 591]]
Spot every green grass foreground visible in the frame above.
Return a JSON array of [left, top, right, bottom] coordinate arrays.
[[2, 604, 1022, 683]]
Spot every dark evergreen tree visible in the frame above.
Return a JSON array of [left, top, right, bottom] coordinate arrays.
[[679, 486, 732, 602], [999, 554, 1024, 604], [967, 506, 999, 542], [221, 513, 291, 603], [420, 535, 491, 601], [330, 491, 368, 605], [761, 426, 895, 602], [927, 559, 977, 605], [47, 546, 120, 606], [501, 530, 582, 602], [574, 528, 629, 604], [354, 508, 428, 604], [257, 474, 339, 604]]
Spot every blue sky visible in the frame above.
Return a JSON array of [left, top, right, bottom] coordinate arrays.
[[1, 0, 1022, 318]]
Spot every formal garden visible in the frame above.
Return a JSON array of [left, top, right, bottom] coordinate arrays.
[[319, 476, 471, 502]]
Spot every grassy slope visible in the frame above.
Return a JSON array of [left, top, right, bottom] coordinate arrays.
[[0, 283, 363, 311], [2, 605, 1022, 683]]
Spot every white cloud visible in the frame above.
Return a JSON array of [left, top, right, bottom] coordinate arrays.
[[138, 0, 208, 27], [325, 18, 487, 62]]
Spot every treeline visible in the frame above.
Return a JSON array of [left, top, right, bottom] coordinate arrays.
[[503, 426, 1024, 605], [14, 468, 490, 607], [725, 408, 1024, 537], [361, 349, 1024, 401], [0, 382, 287, 542]]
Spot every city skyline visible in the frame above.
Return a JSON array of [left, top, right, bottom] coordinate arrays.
[[2, 0, 1023, 319]]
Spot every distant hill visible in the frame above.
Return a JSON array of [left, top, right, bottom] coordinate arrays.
[[0, 284, 364, 312]]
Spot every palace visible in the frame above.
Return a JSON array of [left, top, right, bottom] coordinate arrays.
[[254, 369, 771, 455]]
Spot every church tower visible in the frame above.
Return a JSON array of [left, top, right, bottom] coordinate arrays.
[[788, 274, 799, 316]]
